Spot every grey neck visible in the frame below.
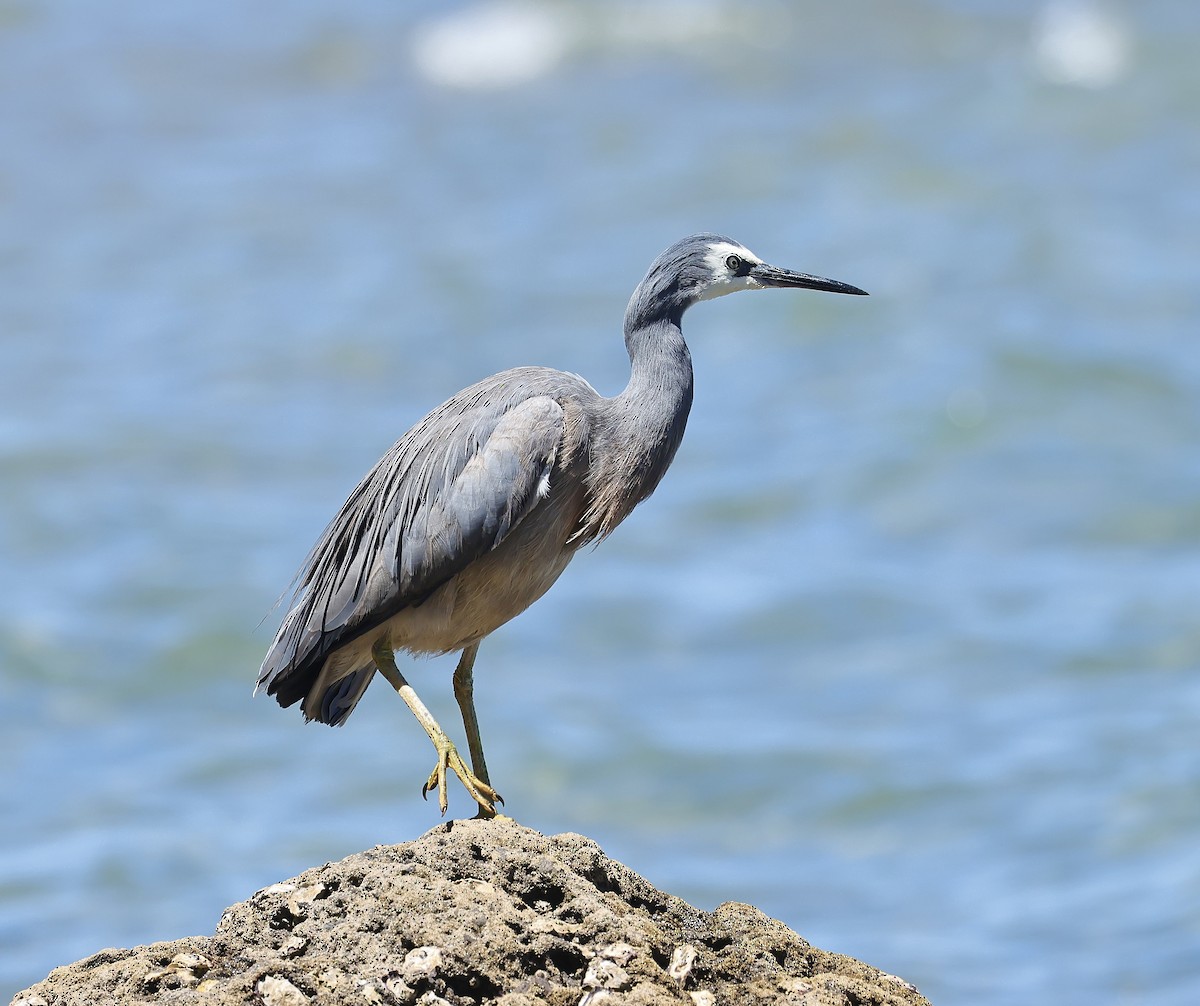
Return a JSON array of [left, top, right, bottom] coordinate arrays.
[[578, 317, 694, 541]]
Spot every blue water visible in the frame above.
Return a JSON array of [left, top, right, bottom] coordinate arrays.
[[2, 2, 1198, 1003]]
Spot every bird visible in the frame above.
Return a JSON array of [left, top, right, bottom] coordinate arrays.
[[256, 233, 867, 818]]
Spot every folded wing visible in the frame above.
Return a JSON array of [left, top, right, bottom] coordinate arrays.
[[257, 384, 566, 719]]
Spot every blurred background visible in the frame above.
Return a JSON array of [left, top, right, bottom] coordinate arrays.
[[2, 1, 1198, 1003]]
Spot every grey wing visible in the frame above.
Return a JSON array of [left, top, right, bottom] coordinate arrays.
[[257, 391, 566, 714]]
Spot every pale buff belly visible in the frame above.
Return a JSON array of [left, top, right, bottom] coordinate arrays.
[[375, 478, 586, 657]]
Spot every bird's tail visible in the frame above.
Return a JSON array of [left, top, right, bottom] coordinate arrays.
[[300, 657, 377, 726], [256, 590, 380, 725]]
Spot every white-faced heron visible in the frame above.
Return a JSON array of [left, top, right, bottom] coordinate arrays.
[[257, 234, 867, 817]]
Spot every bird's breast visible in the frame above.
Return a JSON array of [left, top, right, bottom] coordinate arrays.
[[384, 472, 588, 656]]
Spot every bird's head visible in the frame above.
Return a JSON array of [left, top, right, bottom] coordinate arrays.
[[625, 233, 867, 331]]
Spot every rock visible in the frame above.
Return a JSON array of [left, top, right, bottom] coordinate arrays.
[[666, 945, 697, 986], [403, 946, 445, 983], [9, 818, 929, 1006], [141, 952, 211, 990], [256, 975, 309, 1006]]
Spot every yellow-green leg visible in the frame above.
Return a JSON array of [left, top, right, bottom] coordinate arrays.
[[371, 639, 499, 817], [452, 642, 503, 819]]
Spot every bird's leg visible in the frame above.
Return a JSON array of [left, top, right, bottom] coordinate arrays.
[[452, 642, 503, 819], [370, 639, 499, 817]]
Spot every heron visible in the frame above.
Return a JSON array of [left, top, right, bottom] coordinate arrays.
[[257, 233, 866, 818]]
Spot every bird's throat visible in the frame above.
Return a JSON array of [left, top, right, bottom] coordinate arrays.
[[578, 321, 694, 541]]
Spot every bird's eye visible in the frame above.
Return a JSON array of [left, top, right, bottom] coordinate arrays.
[[725, 254, 743, 272]]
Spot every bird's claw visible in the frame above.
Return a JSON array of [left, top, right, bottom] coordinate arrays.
[[421, 738, 502, 818]]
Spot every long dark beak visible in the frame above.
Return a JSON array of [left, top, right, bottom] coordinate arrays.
[[752, 262, 868, 297]]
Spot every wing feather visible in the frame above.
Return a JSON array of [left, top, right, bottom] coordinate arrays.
[[257, 375, 567, 712]]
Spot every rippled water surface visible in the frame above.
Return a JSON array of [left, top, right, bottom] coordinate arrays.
[[2, 2, 1198, 1003]]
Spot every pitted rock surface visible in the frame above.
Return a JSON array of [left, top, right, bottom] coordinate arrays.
[[11, 818, 929, 1006]]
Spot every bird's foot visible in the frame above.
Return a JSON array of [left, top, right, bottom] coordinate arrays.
[[421, 736, 503, 819]]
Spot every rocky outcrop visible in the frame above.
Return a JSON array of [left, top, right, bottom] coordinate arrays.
[[11, 818, 928, 1006]]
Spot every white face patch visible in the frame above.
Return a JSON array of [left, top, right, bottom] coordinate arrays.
[[697, 241, 765, 301]]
